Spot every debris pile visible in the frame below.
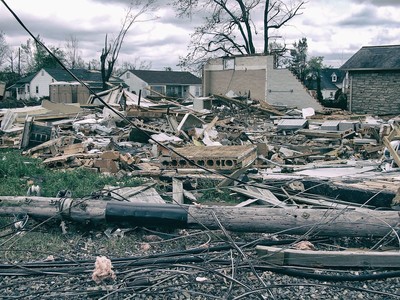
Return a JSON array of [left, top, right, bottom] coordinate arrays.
[[1, 88, 400, 299], [1, 89, 400, 202]]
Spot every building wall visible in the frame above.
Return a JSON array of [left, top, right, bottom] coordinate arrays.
[[265, 56, 322, 110], [120, 71, 202, 98], [189, 85, 202, 97], [203, 55, 268, 100], [120, 71, 148, 96], [322, 89, 336, 100], [30, 69, 54, 99], [203, 55, 322, 110], [348, 70, 400, 114], [50, 84, 72, 103], [50, 83, 90, 104]]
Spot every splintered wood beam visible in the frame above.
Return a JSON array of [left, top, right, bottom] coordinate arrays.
[[383, 136, 400, 167], [255, 246, 400, 268], [0, 197, 399, 237]]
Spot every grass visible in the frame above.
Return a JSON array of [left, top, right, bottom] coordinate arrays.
[[0, 149, 145, 197], [0, 149, 236, 262], [0, 148, 150, 260], [196, 178, 239, 204]]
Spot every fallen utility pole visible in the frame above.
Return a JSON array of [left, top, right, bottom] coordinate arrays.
[[0, 196, 399, 237]]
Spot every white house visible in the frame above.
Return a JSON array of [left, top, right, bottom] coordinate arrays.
[[30, 69, 57, 99], [9, 68, 125, 102], [119, 70, 202, 98]]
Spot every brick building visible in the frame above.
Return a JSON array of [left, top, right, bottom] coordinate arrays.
[[341, 45, 400, 115]]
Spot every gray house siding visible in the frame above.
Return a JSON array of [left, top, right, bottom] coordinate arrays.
[[348, 70, 400, 114]]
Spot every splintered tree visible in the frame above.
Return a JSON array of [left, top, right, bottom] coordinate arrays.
[[100, 0, 156, 91], [174, 0, 305, 70]]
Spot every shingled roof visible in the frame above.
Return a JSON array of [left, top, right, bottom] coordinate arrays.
[[341, 45, 400, 71], [129, 70, 201, 85], [44, 68, 123, 84], [307, 68, 345, 91]]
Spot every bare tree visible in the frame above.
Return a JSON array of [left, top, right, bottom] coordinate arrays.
[[88, 59, 100, 70], [0, 31, 10, 70], [100, 0, 157, 90], [269, 40, 287, 68], [64, 35, 85, 69], [6, 48, 18, 73], [263, 0, 305, 54], [115, 58, 152, 75], [174, 0, 305, 70]]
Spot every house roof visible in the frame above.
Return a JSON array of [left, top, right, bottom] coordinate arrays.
[[320, 68, 345, 89], [128, 70, 202, 85], [11, 68, 124, 89], [340, 45, 400, 71], [44, 68, 123, 84], [15, 73, 37, 84], [307, 68, 345, 91]]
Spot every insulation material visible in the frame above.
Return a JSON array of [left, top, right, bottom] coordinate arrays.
[[92, 256, 116, 284]]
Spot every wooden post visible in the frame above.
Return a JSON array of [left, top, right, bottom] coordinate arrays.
[[0, 196, 399, 237]]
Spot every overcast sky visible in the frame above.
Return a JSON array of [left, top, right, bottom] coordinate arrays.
[[1, 0, 400, 71]]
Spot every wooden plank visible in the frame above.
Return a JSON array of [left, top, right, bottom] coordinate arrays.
[[229, 186, 287, 208], [235, 198, 259, 207], [297, 129, 355, 139], [256, 246, 400, 268], [383, 135, 400, 167], [172, 178, 184, 204], [218, 166, 249, 187]]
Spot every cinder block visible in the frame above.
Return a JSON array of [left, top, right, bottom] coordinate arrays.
[[320, 120, 340, 131]]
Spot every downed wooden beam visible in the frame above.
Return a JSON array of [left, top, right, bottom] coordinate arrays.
[[256, 246, 400, 268], [297, 129, 355, 139], [383, 126, 400, 167], [0, 196, 399, 237]]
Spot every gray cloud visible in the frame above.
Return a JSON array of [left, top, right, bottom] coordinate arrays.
[[338, 6, 400, 27], [360, 0, 400, 6]]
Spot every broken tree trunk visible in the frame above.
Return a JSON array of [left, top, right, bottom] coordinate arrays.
[[0, 196, 399, 237]]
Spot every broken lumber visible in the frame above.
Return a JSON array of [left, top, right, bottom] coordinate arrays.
[[0, 196, 399, 237], [256, 246, 400, 268]]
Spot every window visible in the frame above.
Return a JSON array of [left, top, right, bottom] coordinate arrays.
[[223, 57, 235, 70], [149, 85, 165, 96], [330, 91, 334, 98], [126, 72, 130, 79], [195, 86, 201, 97], [41, 70, 44, 76], [36, 86, 39, 93], [27, 85, 30, 93], [331, 73, 337, 82]]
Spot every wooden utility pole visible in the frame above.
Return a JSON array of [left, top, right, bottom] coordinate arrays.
[[0, 196, 398, 237]]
